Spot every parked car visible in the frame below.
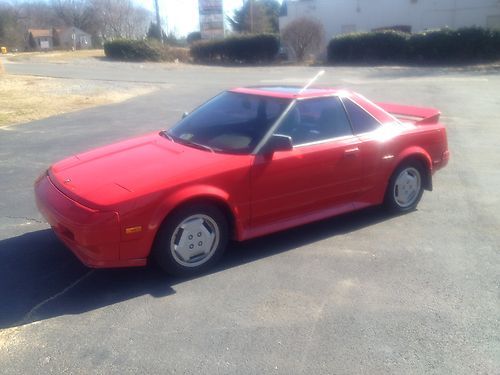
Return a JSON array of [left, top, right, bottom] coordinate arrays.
[[35, 86, 449, 275]]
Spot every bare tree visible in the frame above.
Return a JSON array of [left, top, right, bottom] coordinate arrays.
[[0, 2, 26, 48], [123, 3, 150, 39], [1, 0, 153, 49], [89, 0, 151, 40], [281, 17, 324, 62], [51, 0, 94, 30], [1, 0, 61, 48]]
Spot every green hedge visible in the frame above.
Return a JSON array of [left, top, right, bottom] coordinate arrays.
[[327, 27, 500, 64], [104, 39, 190, 62], [190, 34, 280, 63], [327, 30, 409, 63], [409, 27, 500, 62], [104, 39, 161, 61]]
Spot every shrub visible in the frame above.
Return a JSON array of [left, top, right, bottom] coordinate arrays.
[[187, 31, 202, 44], [409, 27, 500, 62], [167, 46, 191, 62], [327, 30, 409, 63], [104, 39, 161, 61], [190, 40, 222, 62], [190, 34, 280, 63], [327, 27, 500, 64], [104, 39, 190, 62]]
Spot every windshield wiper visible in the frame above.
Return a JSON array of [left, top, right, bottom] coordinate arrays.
[[162, 132, 221, 153], [160, 131, 175, 142], [175, 138, 215, 153]]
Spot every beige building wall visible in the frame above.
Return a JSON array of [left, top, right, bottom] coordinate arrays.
[[280, 0, 500, 41]]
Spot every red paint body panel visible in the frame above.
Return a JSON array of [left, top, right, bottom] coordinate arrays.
[[376, 102, 441, 125], [34, 175, 137, 267], [249, 135, 363, 235], [34, 87, 449, 268]]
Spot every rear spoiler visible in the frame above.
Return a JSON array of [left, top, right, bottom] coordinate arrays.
[[376, 102, 441, 125]]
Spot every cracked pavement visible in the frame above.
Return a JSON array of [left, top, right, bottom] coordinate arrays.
[[0, 59, 499, 374]]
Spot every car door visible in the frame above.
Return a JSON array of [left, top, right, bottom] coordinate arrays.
[[249, 96, 364, 233], [341, 96, 389, 205]]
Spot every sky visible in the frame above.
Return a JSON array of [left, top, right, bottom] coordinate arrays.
[[135, 0, 247, 37]]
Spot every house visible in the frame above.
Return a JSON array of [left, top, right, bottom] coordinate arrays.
[[27, 27, 92, 50], [280, 0, 500, 40], [54, 27, 92, 50], [27, 29, 53, 50]]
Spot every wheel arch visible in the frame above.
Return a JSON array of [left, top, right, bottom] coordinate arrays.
[[150, 186, 241, 246], [390, 148, 433, 191]]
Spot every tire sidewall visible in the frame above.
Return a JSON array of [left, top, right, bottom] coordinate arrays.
[[153, 203, 228, 276], [385, 161, 425, 212]]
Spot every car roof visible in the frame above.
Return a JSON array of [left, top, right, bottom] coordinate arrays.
[[229, 86, 398, 124], [230, 86, 351, 99]]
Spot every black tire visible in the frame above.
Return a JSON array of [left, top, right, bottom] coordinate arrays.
[[152, 203, 228, 276], [384, 160, 425, 213]]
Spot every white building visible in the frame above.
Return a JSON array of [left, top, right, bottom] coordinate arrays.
[[280, 0, 500, 40]]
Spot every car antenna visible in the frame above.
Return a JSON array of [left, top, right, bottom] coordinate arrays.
[[298, 70, 325, 94]]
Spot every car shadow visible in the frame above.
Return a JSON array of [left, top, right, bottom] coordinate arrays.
[[0, 207, 398, 329]]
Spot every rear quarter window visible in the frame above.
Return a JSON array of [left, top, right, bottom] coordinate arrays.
[[342, 98, 381, 134]]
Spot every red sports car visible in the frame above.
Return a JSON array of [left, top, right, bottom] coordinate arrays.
[[35, 86, 449, 275]]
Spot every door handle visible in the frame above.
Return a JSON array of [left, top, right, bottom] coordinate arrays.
[[344, 147, 360, 157]]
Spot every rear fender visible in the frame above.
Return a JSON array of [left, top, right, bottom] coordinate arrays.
[[389, 147, 433, 191]]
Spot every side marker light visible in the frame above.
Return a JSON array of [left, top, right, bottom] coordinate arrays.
[[125, 226, 143, 234]]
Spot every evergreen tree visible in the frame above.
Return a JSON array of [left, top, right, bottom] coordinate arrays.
[[227, 0, 280, 34]]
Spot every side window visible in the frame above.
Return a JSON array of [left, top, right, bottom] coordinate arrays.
[[276, 97, 352, 145], [342, 98, 380, 134]]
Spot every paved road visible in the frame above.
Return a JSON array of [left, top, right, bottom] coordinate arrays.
[[0, 59, 499, 374]]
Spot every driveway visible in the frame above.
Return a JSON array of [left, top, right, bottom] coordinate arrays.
[[0, 59, 499, 374]]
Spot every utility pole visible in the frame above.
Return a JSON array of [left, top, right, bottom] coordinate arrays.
[[154, 0, 162, 42], [250, 0, 254, 33], [452, 0, 457, 29]]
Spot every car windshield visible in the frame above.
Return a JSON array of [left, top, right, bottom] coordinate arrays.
[[167, 91, 292, 154]]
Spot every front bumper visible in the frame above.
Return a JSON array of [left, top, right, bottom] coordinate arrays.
[[35, 174, 143, 268]]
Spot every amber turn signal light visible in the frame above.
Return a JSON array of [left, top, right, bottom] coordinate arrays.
[[125, 226, 142, 234]]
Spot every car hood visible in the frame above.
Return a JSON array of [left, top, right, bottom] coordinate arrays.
[[49, 132, 238, 210]]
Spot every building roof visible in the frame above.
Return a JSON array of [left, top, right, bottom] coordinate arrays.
[[28, 29, 52, 38], [28, 27, 91, 38]]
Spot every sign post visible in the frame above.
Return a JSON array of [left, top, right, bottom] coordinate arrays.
[[199, 0, 224, 40]]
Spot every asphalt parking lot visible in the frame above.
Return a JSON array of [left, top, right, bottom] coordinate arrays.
[[1, 58, 499, 374]]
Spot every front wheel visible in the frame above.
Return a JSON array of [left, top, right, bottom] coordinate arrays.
[[153, 204, 228, 276], [384, 161, 425, 212]]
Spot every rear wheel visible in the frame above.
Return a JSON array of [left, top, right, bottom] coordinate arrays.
[[153, 203, 228, 276], [385, 161, 425, 212]]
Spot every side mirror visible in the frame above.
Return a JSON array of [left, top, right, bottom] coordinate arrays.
[[182, 112, 189, 119], [262, 134, 293, 155]]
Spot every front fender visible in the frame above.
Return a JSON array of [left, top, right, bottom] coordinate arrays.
[[149, 184, 244, 240]]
